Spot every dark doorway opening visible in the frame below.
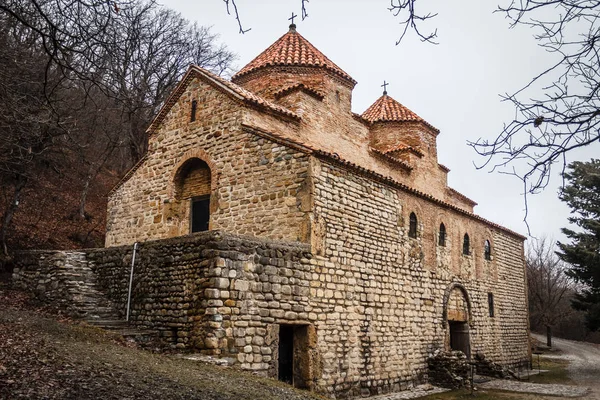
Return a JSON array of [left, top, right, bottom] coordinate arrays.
[[277, 324, 314, 389], [278, 325, 294, 384], [449, 321, 471, 358], [191, 195, 210, 233]]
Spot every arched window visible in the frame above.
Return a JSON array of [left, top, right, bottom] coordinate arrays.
[[409, 212, 418, 238], [190, 100, 197, 122], [438, 223, 446, 246], [174, 158, 211, 233], [484, 240, 492, 260], [462, 233, 470, 255]]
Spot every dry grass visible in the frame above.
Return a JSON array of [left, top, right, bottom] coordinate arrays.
[[0, 287, 326, 400]]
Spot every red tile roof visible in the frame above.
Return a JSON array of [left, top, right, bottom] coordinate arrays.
[[380, 143, 424, 157], [361, 94, 439, 132], [232, 25, 356, 85]]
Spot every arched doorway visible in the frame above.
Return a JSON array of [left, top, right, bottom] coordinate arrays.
[[173, 158, 212, 233], [442, 283, 472, 358]]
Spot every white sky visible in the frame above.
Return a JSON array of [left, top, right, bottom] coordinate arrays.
[[161, 0, 599, 244]]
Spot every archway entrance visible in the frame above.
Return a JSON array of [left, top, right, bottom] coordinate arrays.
[[443, 283, 472, 358], [173, 158, 212, 234]]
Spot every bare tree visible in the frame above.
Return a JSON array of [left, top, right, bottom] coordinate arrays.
[[0, 0, 235, 258], [469, 1, 600, 209], [527, 236, 575, 347]]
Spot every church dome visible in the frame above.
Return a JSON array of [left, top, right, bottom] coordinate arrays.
[[362, 93, 423, 124], [362, 93, 438, 132], [231, 24, 356, 86]]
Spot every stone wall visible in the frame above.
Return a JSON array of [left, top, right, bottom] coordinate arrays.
[[106, 76, 310, 247], [304, 156, 529, 397], [13, 213, 528, 399]]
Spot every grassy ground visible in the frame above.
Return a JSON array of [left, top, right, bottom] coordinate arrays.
[[529, 357, 571, 385], [419, 355, 573, 400], [419, 389, 567, 400], [0, 287, 326, 400]]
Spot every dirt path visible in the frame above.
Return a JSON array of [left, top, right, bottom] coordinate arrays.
[[533, 333, 600, 399]]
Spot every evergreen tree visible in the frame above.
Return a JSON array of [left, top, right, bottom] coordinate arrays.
[[557, 159, 600, 331]]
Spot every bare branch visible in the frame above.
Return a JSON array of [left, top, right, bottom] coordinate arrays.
[[222, 0, 251, 34], [389, 0, 438, 45]]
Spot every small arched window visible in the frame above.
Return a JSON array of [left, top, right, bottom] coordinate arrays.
[[438, 223, 446, 247], [484, 240, 492, 260], [409, 212, 418, 238], [462, 233, 470, 255], [190, 99, 197, 122]]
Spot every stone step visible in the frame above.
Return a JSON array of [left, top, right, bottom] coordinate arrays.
[[86, 319, 130, 329]]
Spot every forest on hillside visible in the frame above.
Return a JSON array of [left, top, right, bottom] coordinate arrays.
[[0, 1, 235, 263]]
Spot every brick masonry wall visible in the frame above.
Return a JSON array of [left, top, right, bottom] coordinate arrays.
[[106, 76, 310, 247]]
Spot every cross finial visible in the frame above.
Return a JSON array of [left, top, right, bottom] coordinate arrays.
[[289, 12, 297, 26], [381, 80, 389, 95]]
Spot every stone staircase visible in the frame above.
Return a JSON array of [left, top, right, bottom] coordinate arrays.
[[62, 252, 158, 344]]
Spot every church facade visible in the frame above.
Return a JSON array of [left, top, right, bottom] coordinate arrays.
[[104, 24, 530, 397]]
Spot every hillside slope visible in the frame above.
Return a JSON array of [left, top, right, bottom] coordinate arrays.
[[0, 288, 325, 400]]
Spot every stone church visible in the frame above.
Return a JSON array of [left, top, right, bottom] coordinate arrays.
[[15, 24, 530, 398]]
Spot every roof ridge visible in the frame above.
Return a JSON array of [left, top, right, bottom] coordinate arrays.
[[146, 65, 299, 134], [232, 28, 356, 84]]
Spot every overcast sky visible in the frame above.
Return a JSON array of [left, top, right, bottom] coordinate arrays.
[[162, 0, 599, 245]]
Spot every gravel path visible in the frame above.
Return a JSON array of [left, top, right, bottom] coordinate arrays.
[[533, 333, 600, 399]]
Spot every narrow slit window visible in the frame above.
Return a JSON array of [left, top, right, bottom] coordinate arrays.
[[484, 240, 492, 260], [409, 212, 418, 238], [488, 293, 495, 317], [190, 100, 197, 122], [462, 233, 470, 255], [438, 223, 446, 247]]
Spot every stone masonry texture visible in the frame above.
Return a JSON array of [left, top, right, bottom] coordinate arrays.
[[13, 27, 530, 399]]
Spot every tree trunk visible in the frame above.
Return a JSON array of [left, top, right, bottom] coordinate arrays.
[[0, 176, 28, 256], [79, 173, 92, 219], [546, 325, 552, 348]]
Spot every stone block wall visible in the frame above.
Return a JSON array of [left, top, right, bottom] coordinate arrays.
[[106, 76, 310, 247], [305, 156, 529, 397]]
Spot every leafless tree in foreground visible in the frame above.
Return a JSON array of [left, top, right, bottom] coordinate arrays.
[[468, 1, 600, 217], [527, 236, 575, 347]]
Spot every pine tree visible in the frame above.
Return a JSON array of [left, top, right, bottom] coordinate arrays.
[[557, 159, 600, 331]]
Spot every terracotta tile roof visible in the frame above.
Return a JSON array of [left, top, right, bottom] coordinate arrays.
[[361, 94, 439, 132], [273, 83, 325, 100], [380, 143, 424, 157], [369, 147, 413, 171], [147, 65, 299, 134], [447, 188, 478, 207], [232, 25, 356, 85]]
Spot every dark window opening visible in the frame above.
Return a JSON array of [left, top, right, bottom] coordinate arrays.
[[190, 100, 197, 122], [191, 195, 210, 233], [488, 293, 495, 317], [409, 212, 418, 238], [439, 223, 446, 247], [484, 240, 492, 260], [462, 233, 470, 255]]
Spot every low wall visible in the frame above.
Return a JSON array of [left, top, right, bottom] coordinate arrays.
[[13, 231, 314, 371]]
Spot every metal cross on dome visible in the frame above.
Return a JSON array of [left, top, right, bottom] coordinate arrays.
[[382, 81, 389, 95], [289, 12, 297, 25]]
